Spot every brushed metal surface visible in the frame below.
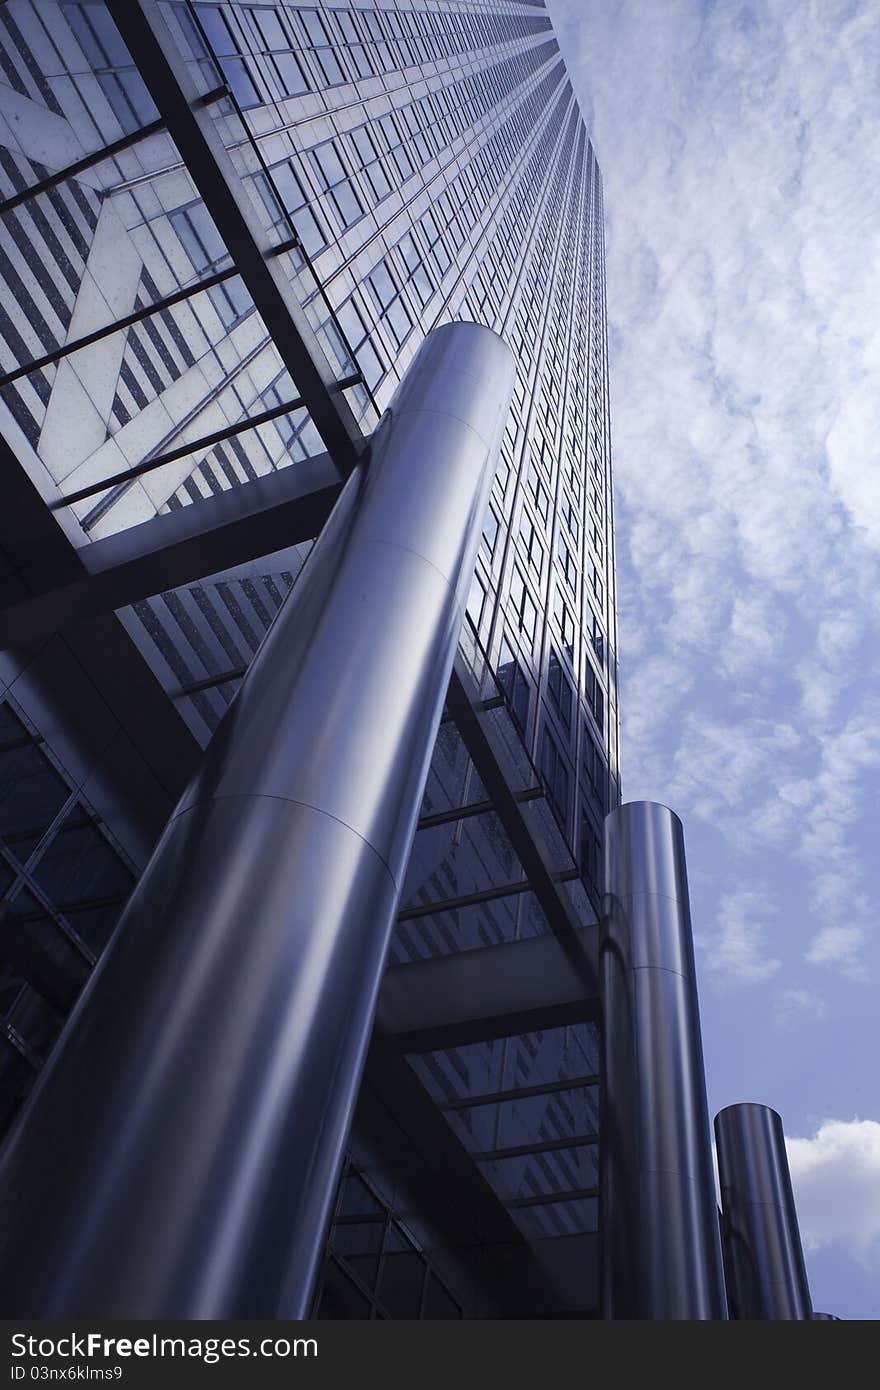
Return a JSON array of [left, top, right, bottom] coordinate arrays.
[[0, 322, 515, 1317], [715, 1102, 813, 1319], [600, 801, 727, 1319]]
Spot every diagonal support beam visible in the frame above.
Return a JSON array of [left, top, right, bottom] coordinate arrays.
[[0, 453, 342, 650], [105, 0, 362, 473], [356, 1050, 572, 1315], [446, 658, 595, 958], [374, 923, 599, 1053]]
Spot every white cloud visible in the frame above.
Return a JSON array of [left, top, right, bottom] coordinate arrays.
[[787, 1119, 880, 1260], [826, 378, 880, 544], [775, 985, 826, 1027], [667, 713, 803, 842], [699, 887, 782, 986], [806, 925, 868, 982], [718, 589, 787, 680], [576, 0, 880, 954]]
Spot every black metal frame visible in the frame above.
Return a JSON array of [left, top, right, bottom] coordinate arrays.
[[0, 82, 225, 217], [376, 925, 598, 1053], [53, 372, 359, 510], [105, 0, 363, 472], [440, 1074, 599, 1111], [0, 450, 343, 651]]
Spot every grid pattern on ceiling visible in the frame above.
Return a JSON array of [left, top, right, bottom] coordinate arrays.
[[0, 699, 136, 1135]]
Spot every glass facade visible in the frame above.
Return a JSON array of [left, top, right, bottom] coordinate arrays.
[[0, 0, 619, 1318], [0, 700, 136, 1129]]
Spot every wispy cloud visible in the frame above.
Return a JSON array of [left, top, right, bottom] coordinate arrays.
[[806, 925, 868, 982], [548, 0, 880, 982], [774, 985, 826, 1028], [699, 887, 782, 986]]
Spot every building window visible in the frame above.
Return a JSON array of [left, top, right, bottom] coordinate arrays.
[[311, 142, 365, 231], [589, 610, 605, 666], [192, 5, 262, 106], [547, 649, 573, 730], [481, 507, 500, 561], [465, 572, 487, 633], [170, 205, 250, 327], [541, 729, 570, 831], [580, 808, 602, 898], [518, 515, 544, 578], [562, 492, 580, 544], [552, 587, 576, 667], [581, 728, 606, 820], [260, 162, 327, 256], [496, 639, 530, 738], [508, 567, 537, 645], [526, 465, 549, 525], [584, 662, 605, 735], [556, 533, 578, 593], [63, 4, 158, 131]]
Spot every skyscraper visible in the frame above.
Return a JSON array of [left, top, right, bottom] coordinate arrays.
[[0, 0, 622, 1318]]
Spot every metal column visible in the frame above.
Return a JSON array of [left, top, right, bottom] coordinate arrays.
[[0, 322, 514, 1318], [600, 801, 727, 1318], [715, 1103, 813, 1319]]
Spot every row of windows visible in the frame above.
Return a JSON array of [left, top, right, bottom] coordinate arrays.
[[257, 42, 557, 294], [539, 718, 608, 871], [495, 120, 578, 459], [322, 70, 569, 391], [186, 2, 550, 108], [462, 102, 569, 358], [491, 133, 609, 760], [480, 111, 611, 841], [239, 2, 552, 58], [495, 627, 609, 872], [62, 4, 157, 134]]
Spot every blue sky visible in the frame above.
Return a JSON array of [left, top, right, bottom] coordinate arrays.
[[547, 0, 880, 1319]]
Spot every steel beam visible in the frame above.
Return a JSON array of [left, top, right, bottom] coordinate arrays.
[[416, 786, 544, 831], [0, 119, 167, 217], [445, 660, 592, 954], [105, 0, 362, 472], [396, 871, 579, 922], [440, 1074, 599, 1112], [355, 1049, 572, 1316], [375, 923, 598, 1053], [471, 1134, 598, 1162], [0, 452, 342, 651]]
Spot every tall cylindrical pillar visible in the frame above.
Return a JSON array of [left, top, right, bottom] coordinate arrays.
[[0, 322, 514, 1318], [715, 1103, 813, 1319], [600, 801, 727, 1319]]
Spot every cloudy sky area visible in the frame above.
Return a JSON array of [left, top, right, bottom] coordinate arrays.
[[547, 0, 880, 1318]]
